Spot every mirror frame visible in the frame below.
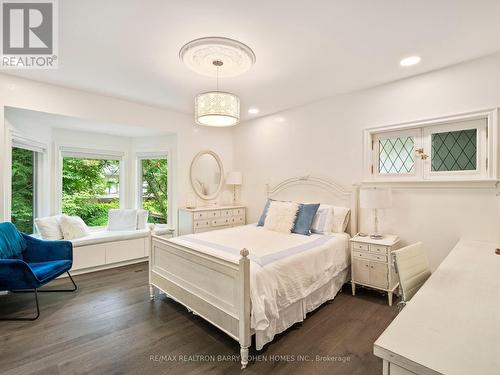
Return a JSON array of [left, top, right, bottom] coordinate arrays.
[[189, 150, 224, 201]]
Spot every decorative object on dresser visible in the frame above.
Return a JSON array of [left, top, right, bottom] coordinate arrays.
[[178, 206, 246, 235], [350, 234, 400, 306], [226, 171, 242, 204], [190, 150, 224, 201], [359, 187, 392, 239]]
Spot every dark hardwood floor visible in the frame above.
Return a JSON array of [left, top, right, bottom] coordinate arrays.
[[0, 263, 397, 375]]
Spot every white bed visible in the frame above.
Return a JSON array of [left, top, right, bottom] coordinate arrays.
[[149, 176, 358, 368]]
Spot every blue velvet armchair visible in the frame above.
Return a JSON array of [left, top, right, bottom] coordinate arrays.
[[0, 222, 77, 320]]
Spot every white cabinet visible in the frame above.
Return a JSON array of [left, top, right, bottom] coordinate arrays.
[[178, 206, 246, 235], [350, 235, 400, 306]]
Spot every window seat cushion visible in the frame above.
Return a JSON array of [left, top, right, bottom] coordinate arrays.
[[70, 228, 150, 247]]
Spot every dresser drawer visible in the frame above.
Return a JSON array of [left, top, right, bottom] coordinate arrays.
[[231, 216, 245, 225], [207, 210, 221, 218], [221, 209, 233, 217], [194, 220, 210, 229], [352, 242, 369, 252], [212, 218, 231, 227], [369, 245, 389, 255], [353, 250, 387, 263], [233, 208, 245, 216], [194, 211, 209, 220]]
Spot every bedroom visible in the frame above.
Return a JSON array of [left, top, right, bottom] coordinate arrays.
[[0, 1, 499, 374]]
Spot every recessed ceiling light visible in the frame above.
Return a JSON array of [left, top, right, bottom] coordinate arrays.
[[248, 108, 260, 114], [400, 56, 421, 67]]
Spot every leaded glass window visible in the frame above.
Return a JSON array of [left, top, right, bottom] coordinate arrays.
[[378, 136, 415, 174], [431, 129, 477, 171]]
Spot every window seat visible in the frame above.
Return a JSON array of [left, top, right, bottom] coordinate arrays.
[[67, 227, 153, 275], [71, 228, 151, 247]]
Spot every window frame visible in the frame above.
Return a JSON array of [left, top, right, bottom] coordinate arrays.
[[363, 109, 498, 186], [57, 147, 125, 217], [10, 142, 44, 233], [372, 128, 422, 181], [423, 119, 487, 180], [136, 152, 170, 227]]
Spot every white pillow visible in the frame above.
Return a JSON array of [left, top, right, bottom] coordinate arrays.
[[60, 215, 90, 240], [311, 204, 335, 234], [263, 201, 300, 234], [35, 215, 63, 240], [332, 206, 351, 233], [136, 209, 149, 229], [107, 209, 138, 231]]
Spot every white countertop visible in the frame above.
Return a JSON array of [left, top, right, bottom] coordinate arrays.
[[374, 239, 500, 375]]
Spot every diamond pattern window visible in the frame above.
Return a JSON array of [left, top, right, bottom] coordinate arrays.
[[378, 136, 415, 174], [431, 129, 477, 171], [365, 110, 493, 182]]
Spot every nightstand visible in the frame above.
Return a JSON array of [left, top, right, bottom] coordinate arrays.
[[350, 235, 400, 306]]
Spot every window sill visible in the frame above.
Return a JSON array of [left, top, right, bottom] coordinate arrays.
[[361, 179, 499, 189]]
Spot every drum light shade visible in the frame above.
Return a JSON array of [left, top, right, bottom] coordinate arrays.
[[195, 91, 240, 127]]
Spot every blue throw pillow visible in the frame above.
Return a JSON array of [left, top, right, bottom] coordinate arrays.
[[257, 199, 272, 226], [292, 203, 320, 235]]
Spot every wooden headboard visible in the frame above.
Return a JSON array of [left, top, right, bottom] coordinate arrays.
[[265, 175, 359, 236]]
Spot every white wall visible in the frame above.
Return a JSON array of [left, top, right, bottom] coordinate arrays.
[[233, 53, 500, 270], [0, 74, 234, 228]]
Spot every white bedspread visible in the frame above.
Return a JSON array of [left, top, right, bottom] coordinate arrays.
[[169, 225, 350, 349]]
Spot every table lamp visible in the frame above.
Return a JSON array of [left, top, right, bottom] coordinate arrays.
[[360, 187, 392, 239], [226, 172, 242, 204]]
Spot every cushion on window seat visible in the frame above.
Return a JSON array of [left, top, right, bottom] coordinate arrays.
[[29, 260, 72, 283], [70, 228, 151, 247]]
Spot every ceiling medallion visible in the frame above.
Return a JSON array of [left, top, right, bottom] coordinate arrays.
[[179, 36, 256, 78], [181, 37, 255, 127]]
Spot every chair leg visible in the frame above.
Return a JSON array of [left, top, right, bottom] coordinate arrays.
[[37, 272, 78, 292], [0, 289, 40, 321]]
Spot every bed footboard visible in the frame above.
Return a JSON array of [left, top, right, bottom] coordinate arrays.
[[149, 235, 251, 369]]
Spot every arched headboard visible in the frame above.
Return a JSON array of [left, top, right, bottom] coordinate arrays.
[[265, 175, 359, 236]]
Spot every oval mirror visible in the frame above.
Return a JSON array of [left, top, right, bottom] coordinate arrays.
[[190, 150, 224, 200]]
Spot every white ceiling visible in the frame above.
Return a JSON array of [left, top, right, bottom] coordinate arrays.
[[5, 0, 500, 120]]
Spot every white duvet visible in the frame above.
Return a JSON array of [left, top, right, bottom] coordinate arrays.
[[169, 225, 350, 347]]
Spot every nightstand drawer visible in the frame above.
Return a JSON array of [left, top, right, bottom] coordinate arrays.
[[369, 245, 389, 255], [352, 242, 369, 252], [353, 250, 387, 263]]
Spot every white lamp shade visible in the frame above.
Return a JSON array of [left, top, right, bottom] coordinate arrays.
[[195, 91, 240, 127], [360, 188, 392, 209], [226, 171, 242, 185]]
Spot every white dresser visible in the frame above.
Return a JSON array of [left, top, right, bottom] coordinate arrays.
[[178, 206, 246, 235]]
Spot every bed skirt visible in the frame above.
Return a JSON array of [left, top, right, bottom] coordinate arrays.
[[255, 266, 350, 350]]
